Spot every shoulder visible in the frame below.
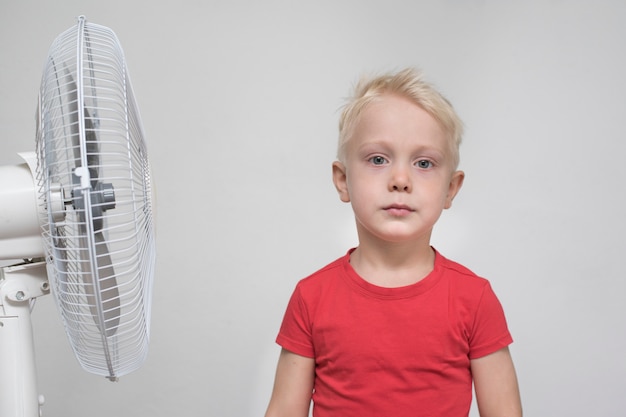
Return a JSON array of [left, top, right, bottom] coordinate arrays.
[[436, 252, 513, 354], [285, 251, 357, 319], [435, 251, 495, 299], [438, 251, 486, 279], [295, 252, 348, 292]]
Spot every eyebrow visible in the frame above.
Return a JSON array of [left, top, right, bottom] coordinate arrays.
[[356, 139, 447, 157]]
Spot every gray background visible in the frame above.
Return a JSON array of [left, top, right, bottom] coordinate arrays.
[[1, 1, 625, 416]]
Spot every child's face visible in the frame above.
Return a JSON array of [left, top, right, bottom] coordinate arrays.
[[332, 93, 464, 246]]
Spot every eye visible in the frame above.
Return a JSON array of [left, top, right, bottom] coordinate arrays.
[[415, 159, 433, 169], [369, 156, 388, 165]]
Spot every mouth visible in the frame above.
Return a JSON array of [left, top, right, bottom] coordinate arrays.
[[384, 204, 414, 216]]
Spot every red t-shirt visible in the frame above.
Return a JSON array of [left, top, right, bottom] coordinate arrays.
[[276, 249, 513, 417]]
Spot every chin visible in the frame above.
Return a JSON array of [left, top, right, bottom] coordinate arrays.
[[356, 221, 434, 245], [368, 230, 432, 246]]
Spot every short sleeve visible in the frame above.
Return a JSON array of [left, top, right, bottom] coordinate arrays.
[[276, 285, 316, 358], [468, 282, 513, 359]]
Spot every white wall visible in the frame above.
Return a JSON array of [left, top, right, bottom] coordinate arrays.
[[1, 1, 625, 416]]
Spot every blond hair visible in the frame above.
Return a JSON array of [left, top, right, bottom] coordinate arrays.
[[337, 68, 463, 169]]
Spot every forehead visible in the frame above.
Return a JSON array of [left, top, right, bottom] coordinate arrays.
[[349, 94, 449, 152]]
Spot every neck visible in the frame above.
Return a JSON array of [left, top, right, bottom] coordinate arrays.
[[349, 238, 436, 288]]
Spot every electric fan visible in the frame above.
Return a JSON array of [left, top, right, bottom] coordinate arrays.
[[0, 16, 155, 416]]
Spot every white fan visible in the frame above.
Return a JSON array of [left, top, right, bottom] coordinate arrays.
[[0, 16, 155, 416]]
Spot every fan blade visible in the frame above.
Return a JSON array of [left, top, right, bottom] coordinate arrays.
[[94, 231, 120, 336], [83, 109, 101, 189], [64, 68, 81, 166], [64, 67, 100, 188], [81, 231, 121, 337]]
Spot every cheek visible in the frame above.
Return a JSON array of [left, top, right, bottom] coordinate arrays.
[[348, 176, 375, 196], [418, 181, 450, 207], [441, 186, 456, 208], [346, 181, 372, 209]]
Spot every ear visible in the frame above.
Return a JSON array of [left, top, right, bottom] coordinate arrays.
[[332, 161, 351, 203], [444, 170, 464, 209]]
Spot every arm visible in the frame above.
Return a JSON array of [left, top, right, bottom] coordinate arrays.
[[471, 347, 522, 417], [265, 348, 315, 417]]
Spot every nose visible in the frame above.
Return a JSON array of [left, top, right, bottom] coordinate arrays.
[[389, 165, 412, 192]]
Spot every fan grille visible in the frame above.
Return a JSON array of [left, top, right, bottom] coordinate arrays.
[[35, 16, 155, 380]]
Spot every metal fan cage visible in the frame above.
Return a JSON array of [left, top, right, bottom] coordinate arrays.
[[35, 16, 155, 380]]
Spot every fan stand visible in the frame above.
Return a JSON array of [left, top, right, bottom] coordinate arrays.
[[0, 261, 49, 416]]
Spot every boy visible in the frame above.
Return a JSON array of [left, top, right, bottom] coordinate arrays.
[[264, 68, 522, 417]]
